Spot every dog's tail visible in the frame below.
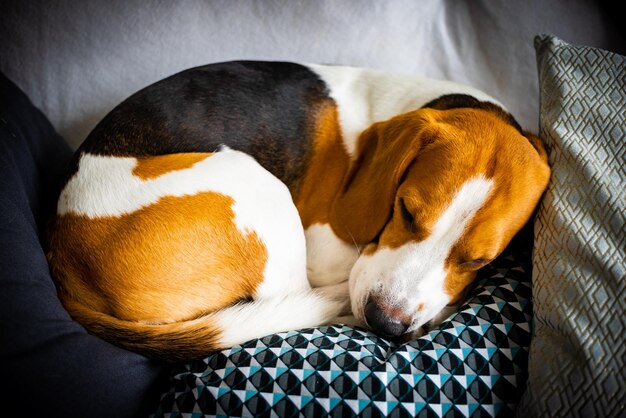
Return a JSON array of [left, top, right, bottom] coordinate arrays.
[[62, 290, 347, 362]]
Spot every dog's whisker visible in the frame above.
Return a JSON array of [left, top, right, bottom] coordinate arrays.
[[346, 231, 362, 256]]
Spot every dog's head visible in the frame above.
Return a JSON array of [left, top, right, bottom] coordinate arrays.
[[330, 94, 550, 338]]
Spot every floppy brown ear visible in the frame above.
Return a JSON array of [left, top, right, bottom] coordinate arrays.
[[329, 111, 428, 244]]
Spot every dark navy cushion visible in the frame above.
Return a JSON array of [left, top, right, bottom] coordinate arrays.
[[0, 73, 163, 418]]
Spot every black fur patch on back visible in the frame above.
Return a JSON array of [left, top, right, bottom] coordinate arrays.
[[69, 61, 332, 191], [422, 94, 523, 134]]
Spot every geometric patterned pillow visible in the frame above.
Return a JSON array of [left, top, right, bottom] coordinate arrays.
[[153, 233, 535, 417], [518, 34, 626, 417]]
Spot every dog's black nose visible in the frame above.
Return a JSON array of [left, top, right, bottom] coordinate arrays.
[[364, 298, 409, 337]]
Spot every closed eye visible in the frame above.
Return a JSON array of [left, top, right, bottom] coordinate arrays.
[[399, 198, 417, 233], [459, 258, 492, 270]]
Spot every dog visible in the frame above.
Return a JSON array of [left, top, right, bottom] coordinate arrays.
[[46, 61, 550, 362]]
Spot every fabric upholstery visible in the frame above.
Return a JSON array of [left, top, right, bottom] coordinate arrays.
[[0, 73, 164, 418], [518, 34, 626, 417], [2, 1, 624, 150]]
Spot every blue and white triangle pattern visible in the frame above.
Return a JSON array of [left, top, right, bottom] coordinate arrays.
[[154, 241, 533, 418]]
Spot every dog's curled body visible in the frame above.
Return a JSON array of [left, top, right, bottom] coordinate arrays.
[[47, 61, 550, 361], [48, 147, 348, 361]]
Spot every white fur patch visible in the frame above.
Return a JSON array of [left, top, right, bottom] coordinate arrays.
[[305, 223, 360, 287], [349, 176, 494, 331], [213, 290, 347, 348], [59, 148, 309, 295], [306, 64, 502, 159]]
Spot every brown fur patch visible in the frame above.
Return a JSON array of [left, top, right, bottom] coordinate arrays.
[[294, 100, 350, 228], [48, 191, 267, 324], [59, 297, 222, 362], [443, 118, 549, 302], [352, 107, 550, 304], [132, 152, 212, 180]]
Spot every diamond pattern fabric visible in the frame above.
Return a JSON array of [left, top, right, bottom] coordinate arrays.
[[518, 35, 626, 417], [153, 236, 534, 417]]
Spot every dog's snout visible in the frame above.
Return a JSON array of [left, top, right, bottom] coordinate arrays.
[[364, 297, 410, 337]]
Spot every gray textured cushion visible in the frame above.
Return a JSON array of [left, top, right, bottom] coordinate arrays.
[[519, 34, 626, 417]]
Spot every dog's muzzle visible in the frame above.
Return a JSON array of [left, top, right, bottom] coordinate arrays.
[[363, 297, 411, 337]]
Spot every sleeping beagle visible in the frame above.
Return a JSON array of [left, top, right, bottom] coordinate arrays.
[[46, 61, 550, 362]]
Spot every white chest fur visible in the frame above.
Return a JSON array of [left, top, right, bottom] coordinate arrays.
[[304, 223, 360, 287]]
